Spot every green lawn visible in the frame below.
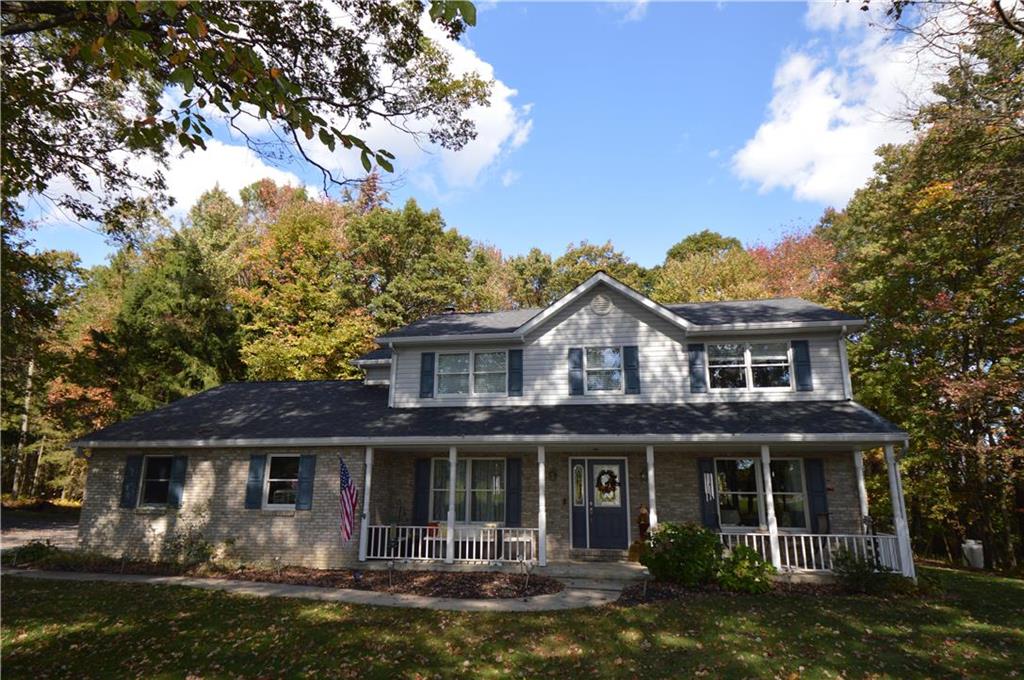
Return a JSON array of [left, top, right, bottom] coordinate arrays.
[[2, 567, 1022, 679]]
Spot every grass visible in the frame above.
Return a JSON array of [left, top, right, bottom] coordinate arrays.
[[2, 567, 1022, 679]]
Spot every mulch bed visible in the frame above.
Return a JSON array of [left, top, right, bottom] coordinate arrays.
[[200, 565, 564, 599]]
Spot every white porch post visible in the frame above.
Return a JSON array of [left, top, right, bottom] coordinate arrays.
[[646, 444, 658, 529], [357, 446, 373, 562], [853, 449, 869, 526], [445, 446, 457, 564], [760, 444, 782, 570], [537, 446, 547, 566], [885, 443, 916, 580]]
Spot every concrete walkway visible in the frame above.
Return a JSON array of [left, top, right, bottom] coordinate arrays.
[[3, 568, 626, 612]]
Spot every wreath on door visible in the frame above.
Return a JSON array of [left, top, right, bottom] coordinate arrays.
[[595, 469, 619, 496]]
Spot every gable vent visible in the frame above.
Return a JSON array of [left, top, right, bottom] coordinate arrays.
[[590, 293, 614, 316]]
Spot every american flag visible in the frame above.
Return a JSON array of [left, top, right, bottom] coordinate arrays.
[[339, 456, 359, 541]]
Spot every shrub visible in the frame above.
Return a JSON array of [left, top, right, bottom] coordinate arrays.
[[640, 522, 722, 586], [832, 548, 913, 596], [6, 539, 61, 566], [717, 545, 775, 594]]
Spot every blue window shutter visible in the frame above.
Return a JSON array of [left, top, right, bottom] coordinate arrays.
[[793, 340, 813, 391], [412, 458, 431, 525], [295, 454, 317, 510], [167, 456, 188, 509], [623, 345, 640, 394], [506, 458, 522, 527], [119, 455, 143, 508], [419, 352, 435, 398], [568, 347, 584, 395], [508, 349, 523, 396], [805, 459, 830, 533], [244, 454, 266, 509], [697, 458, 719, 529], [688, 344, 708, 393]]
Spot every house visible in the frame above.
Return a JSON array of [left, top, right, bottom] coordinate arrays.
[[73, 272, 915, 579]]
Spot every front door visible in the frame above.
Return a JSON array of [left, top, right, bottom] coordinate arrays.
[[571, 458, 629, 549]]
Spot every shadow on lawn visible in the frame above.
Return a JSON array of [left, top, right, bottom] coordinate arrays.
[[2, 567, 1022, 679]]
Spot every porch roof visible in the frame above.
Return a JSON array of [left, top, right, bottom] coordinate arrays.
[[75, 380, 906, 449]]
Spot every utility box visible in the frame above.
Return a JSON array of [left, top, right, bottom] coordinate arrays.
[[962, 539, 984, 569]]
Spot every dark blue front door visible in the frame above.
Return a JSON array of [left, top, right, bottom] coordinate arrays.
[[586, 459, 629, 549]]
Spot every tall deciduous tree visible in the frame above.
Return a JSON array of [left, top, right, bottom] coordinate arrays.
[[1, 0, 486, 231], [548, 241, 649, 301], [749, 223, 839, 304], [826, 30, 1024, 567]]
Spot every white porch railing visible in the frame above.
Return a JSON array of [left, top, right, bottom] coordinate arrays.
[[365, 525, 539, 563], [719, 532, 902, 573]]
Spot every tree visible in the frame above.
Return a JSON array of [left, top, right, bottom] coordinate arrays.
[[232, 194, 374, 380], [346, 198, 472, 330], [548, 241, 649, 301], [652, 247, 769, 303], [748, 223, 839, 304], [826, 30, 1024, 567], [665, 229, 743, 263], [1, 0, 487, 231], [507, 248, 554, 308], [462, 243, 515, 312]]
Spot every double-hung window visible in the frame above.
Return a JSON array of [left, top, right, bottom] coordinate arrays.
[[473, 352, 507, 394], [139, 456, 173, 506], [264, 455, 300, 508], [584, 346, 623, 393], [715, 458, 809, 530], [707, 342, 793, 390], [430, 458, 506, 523], [437, 351, 508, 396]]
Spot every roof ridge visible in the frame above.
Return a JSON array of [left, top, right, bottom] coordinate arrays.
[[665, 296, 814, 306]]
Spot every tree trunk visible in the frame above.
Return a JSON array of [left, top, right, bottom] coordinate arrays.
[[30, 435, 47, 498], [10, 357, 35, 499]]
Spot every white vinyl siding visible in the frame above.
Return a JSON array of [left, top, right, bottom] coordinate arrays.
[[390, 287, 848, 406]]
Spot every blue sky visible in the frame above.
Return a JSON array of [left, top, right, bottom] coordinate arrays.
[[35, 1, 933, 269]]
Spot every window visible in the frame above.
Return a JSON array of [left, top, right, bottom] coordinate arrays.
[[715, 458, 808, 530], [436, 351, 509, 396], [572, 464, 585, 506], [264, 455, 300, 508], [473, 351, 507, 394], [585, 346, 622, 392], [707, 342, 793, 391], [437, 353, 470, 395], [140, 456, 173, 506], [430, 458, 506, 523]]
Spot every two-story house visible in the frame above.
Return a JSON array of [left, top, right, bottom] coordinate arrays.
[[74, 272, 915, 579]]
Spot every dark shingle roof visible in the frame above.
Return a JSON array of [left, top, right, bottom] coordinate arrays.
[[353, 347, 392, 362], [383, 308, 542, 338], [78, 381, 903, 445], [379, 298, 859, 339], [664, 298, 860, 325]]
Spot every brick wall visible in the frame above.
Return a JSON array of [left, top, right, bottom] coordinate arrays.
[[78, 447, 365, 569]]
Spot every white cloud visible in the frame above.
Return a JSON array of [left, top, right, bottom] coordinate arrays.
[[161, 140, 305, 218], [622, 1, 649, 23], [732, 3, 947, 206], [707, 148, 721, 159], [501, 170, 521, 187]]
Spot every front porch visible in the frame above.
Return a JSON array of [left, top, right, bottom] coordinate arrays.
[[355, 442, 916, 579]]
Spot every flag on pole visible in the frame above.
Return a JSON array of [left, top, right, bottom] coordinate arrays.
[[339, 456, 358, 541]]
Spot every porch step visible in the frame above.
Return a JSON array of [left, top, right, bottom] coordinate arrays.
[[569, 548, 631, 563]]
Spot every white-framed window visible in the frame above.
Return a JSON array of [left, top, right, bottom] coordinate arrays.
[[715, 457, 809, 530], [473, 351, 507, 394], [437, 353, 471, 396], [707, 342, 793, 391], [139, 455, 173, 507], [264, 454, 300, 509], [429, 458, 506, 524], [584, 346, 623, 393], [436, 351, 509, 397]]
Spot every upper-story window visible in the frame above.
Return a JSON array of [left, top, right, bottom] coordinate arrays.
[[708, 342, 792, 391], [437, 351, 508, 396], [585, 346, 623, 393]]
